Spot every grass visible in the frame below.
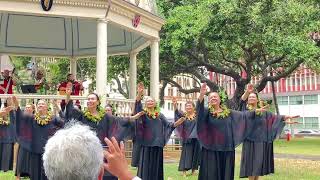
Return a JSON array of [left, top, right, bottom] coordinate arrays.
[[235, 137, 320, 156], [160, 157, 320, 180], [273, 137, 320, 156], [1, 137, 320, 180], [2, 158, 320, 180]]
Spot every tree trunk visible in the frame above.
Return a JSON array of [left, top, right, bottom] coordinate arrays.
[[159, 81, 168, 107], [271, 80, 280, 115]]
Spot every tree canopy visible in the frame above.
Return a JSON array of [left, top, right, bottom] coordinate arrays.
[[157, 0, 320, 107]]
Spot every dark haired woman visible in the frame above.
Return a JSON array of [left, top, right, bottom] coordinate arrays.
[[0, 98, 15, 173], [65, 89, 143, 180], [105, 104, 114, 116], [173, 97, 200, 177], [239, 84, 299, 180], [133, 83, 186, 180]]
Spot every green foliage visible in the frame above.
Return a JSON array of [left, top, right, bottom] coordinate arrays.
[[156, 0, 320, 107], [47, 58, 70, 89]]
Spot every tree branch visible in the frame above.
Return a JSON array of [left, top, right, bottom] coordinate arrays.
[[256, 59, 304, 92], [115, 76, 129, 98], [164, 78, 200, 94]]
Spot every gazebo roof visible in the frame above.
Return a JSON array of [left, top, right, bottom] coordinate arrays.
[[0, 0, 165, 57]]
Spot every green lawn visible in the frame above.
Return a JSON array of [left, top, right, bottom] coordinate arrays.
[[161, 157, 320, 180], [234, 137, 320, 156], [273, 137, 320, 156], [2, 157, 319, 180], [1, 137, 320, 180]]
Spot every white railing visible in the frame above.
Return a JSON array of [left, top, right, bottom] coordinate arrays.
[[0, 94, 136, 116]]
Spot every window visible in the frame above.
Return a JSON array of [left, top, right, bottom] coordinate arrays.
[[177, 90, 181, 97], [291, 76, 295, 86], [277, 96, 288, 105], [295, 117, 304, 129], [296, 78, 300, 86], [167, 103, 171, 110], [289, 96, 303, 105], [304, 95, 318, 104], [304, 117, 319, 129], [305, 76, 310, 86], [168, 88, 173, 97], [311, 75, 315, 85], [301, 75, 305, 86]]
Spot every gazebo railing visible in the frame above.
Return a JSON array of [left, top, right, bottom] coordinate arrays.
[[0, 94, 136, 117]]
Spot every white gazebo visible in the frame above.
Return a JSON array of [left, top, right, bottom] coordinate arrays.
[[0, 0, 164, 101]]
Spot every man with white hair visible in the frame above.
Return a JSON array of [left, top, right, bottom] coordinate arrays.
[[43, 122, 141, 180]]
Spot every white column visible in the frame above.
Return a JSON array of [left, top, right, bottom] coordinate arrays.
[[96, 18, 108, 105], [129, 52, 138, 99], [150, 40, 160, 100], [70, 58, 77, 78]]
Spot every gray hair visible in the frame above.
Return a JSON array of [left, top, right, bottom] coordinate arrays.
[[43, 121, 104, 180]]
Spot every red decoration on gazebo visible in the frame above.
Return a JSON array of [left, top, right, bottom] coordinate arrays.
[[132, 15, 141, 28]]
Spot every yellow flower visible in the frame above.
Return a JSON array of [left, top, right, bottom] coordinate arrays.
[[83, 109, 105, 123], [35, 112, 52, 126]]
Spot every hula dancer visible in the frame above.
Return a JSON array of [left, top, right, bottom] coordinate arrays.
[[196, 83, 267, 180], [14, 96, 64, 180], [239, 84, 299, 180], [0, 98, 15, 172], [173, 97, 200, 177], [134, 83, 186, 180], [15, 103, 35, 180], [64, 87, 143, 180]]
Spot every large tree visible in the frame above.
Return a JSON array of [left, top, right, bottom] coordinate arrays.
[[158, 0, 320, 108]]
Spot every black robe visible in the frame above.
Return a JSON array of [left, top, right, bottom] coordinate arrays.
[[174, 110, 200, 171], [15, 107, 63, 180], [196, 100, 257, 180], [134, 100, 175, 180], [0, 111, 15, 171], [65, 101, 132, 180], [15, 109, 34, 177], [130, 101, 142, 167], [239, 100, 285, 178]]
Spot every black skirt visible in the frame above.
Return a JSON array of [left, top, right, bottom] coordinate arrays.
[[15, 146, 31, 177], [240, 140, 274, 178], [137, 146, 164, 180], [178, 138, 201, 171], [198, 148, 235, 180], [0, 143, 14, 171], [29, 152, 47, 180], [131, 140, 141, 167]]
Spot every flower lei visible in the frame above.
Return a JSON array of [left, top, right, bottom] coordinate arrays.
[[208, 105, 230, 119], [144, 103, 160, 119], [247, 104, 262, 116], [0, 116, 10, 126], [83, 108, 105, 123], [183, 112, 196, 121], [35, 112, 52, 126]]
